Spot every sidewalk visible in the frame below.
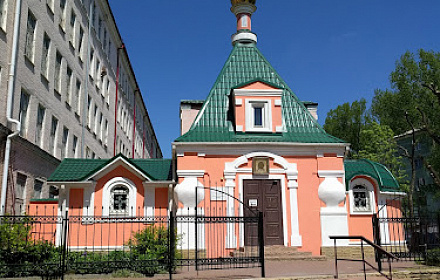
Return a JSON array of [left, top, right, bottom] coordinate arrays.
[[137, 259, 437, 280]]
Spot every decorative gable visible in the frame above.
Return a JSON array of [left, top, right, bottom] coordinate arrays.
[[232, 81, 283, 133]]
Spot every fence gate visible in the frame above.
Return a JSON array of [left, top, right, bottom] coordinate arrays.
[[373, 195, 440, 263], [0, 187, 264, 279]]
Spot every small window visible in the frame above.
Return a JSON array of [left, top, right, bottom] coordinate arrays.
[[352, 185, 370, 212], [19, 90, 30, 137], [25, 11, 36, 61], [49, 185, 58, 199], [33, 179, 43, 199], [110, 185, 129, 216], [245, 100, 272, 132], [15, 173, 27, 199], [0, 0, 7, 31]]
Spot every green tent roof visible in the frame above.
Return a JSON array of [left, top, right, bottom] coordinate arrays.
[[344, 159, 400, 192], [175, 42, 344, 144], [48, 154, 173, 182]]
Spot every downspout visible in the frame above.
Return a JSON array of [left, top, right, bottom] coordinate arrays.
[[1, 0, 23, 215], [113, 44, 124, 156], [132, 90, 138, 158]]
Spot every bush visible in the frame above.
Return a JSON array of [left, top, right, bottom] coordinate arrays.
[[0, 218, 60, 277], [426, 248, 440, 266]]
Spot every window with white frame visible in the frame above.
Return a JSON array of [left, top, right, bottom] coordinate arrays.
[[75, 80, 81, 116], [19, 90, 30, 137], [46, 0, 54, 13], [245, 100, 272, 132], [72, 135, 78, 157], [102, 177, 137, 217], [0, 0, 7, 31], [66, 66, 72, 105], [25, 11, 36, 61], [110, 185, 129, 216], [33, 179, 43, 199], [59, 0, 66, 30], [349, 178, 375, 215], [69, 9, 76, 46], [35, 104, 45, 146], [54, 51, 62, 92], [41, 33, 51, 78], [78, 26, 84, 59], [50, 116, 58, 156]]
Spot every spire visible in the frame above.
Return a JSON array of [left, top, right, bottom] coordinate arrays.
[[231, 0, 257, 45]]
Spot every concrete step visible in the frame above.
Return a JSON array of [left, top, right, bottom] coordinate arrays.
[[231, 245, 326, 261]]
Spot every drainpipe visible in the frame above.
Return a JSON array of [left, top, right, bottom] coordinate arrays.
[[113, 44, 124, 156], [1, 0, 23, 215], [132, 90, 138, 158]]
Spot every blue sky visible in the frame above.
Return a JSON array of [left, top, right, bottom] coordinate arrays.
[[108, 1, 440, 158]]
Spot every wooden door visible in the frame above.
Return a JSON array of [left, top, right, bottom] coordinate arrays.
[[243, 179, 284, 246]]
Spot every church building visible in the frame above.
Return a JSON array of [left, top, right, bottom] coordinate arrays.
[[36, 0, 404, 257]]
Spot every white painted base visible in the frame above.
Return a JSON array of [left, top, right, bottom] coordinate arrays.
[[320, 207, 349, 247], [291, 234, 302, 246], [177, 208, 205, 250]]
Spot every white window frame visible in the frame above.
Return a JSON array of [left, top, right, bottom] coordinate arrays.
[[102, 177, 137, 217], [245, 99, 272, 132], [233, 88, 282, 133], [0, 0, 8, 32], [349, 178, 376, 215]]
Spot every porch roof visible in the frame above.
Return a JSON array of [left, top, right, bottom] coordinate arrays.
[[48, 154, 173, 182], [344, 159, 400, 192]]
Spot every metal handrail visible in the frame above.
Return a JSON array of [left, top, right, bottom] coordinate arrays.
[[330, 235, 399, 280]]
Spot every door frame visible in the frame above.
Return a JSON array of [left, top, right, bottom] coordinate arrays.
[[238, 174, 288, 246]]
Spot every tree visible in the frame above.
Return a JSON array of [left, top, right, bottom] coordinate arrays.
[[323, 98, 370, 153], [324, 100, 405, 185], [372, 49, 440, 187]]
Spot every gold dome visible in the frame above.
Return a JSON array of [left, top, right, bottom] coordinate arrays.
[[231, 0, 256, 7]]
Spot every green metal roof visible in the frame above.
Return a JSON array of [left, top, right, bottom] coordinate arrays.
[[344, 159, 400, 192], [48, 154, 173, 182], [175, 42, 344, 144]]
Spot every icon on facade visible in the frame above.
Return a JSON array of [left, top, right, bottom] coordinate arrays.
[[252, 157, 269, 175]]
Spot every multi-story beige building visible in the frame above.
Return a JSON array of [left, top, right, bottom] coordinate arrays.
[[0, 0, 161, 214]]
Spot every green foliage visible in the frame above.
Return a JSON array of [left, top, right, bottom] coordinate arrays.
[[356, 122, 407, 186], [0, 218, 60, 278], [372, 49, 440, 187], [425, 248, 440, 266], [324, 98, 370, 153]]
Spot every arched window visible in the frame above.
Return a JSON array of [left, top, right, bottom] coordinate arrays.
[[353, 185, 370, 212], [102, 177, 137, 217], [349, 178, 375, 215], [110, 185, 129, 216]]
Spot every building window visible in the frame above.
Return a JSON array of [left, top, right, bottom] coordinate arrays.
[[59, 0, 66, 29], [25, 11, 37, 61], [19, 90, 30, 137], [69, 9, 76, 46], [15, 173, 27, 213], [78, 26, 84, 59], [49, 185, 58, 199], [41, 33, 51, 78], [0, 0, 8, 31], [353, 186, 370, 212], [72, 135, 78, 157], [66, 66, 72, 105], [245, 100, 272, 132], [102, 177, 137, 217], [54, 51, 62, 93], [87, 95, 91, 128], [33, 179, 43, 199], [61, 126, 68, 158], [110, 186, 129, 216], [35, 104, 45, 146], [46, 0, 54, 13], [50, 116, 58, 156], [349, 178, 375, 215], [75, 80, 81, 116]]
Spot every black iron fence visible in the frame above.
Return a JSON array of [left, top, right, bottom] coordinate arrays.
[[373, 195, 440, 263], [0, 206, 265, 279]]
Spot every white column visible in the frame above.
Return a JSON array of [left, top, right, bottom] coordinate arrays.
[[318, 171, 349, 247], [287, 178, 302, 246], [143, 183, 155, 218], [224, 175, 237, 248]]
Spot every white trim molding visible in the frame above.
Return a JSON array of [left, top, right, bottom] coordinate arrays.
[[176, 170, 205, 177], [102, 177, 137, 217]]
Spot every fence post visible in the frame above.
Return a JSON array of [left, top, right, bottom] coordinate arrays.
[[60, 210, 69, 280], [169, 210, 175, 280], [372, 213, 382, 272], [258, 211, 265, 278]]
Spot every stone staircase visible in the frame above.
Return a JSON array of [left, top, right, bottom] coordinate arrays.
[[264, 245, 326, 261], [230, 245, 326, 261]]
